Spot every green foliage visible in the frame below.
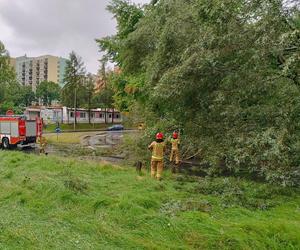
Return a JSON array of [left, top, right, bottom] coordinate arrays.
[[84, 74, 95, 106], [0, 101, 22, 114], [0, 41, 36, 113], [108, 71, 146, 111], [0, 151, 299, 249], [99, 0, 300, 186], [96, 0, 144, 65], [61, 51, 86, 108], [0, 41, 15, 91], [92, 87, 114, 108], [96, 0, 146, 111], [82, 74, 96, 123], [5, 82, 34, 105], [19, 86, 36, 106], [0, 41, 17, 105], [36, 81, 61, 105]]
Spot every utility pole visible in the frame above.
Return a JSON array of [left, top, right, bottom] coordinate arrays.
[[74, 87, 77, 131]]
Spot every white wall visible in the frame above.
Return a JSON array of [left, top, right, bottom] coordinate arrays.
[[26, 107, 122, 124]]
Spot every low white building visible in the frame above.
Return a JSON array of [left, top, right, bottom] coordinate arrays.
[[25, 106, 122, 124]]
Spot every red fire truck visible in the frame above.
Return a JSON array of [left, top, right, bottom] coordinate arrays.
[[0, 113, 43, 149]]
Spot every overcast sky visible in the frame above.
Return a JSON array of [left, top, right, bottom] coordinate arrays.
[[0, 0, 150, 73]]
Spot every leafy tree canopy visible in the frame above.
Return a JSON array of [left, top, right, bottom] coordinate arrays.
[[0, 41, 34, 113], [61, 51, 87, 108], [98, 0, 300, 186], [36, 81, 61, 106]]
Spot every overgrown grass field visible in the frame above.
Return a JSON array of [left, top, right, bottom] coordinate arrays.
[[44, 132, 89, 144], [0, 151, 299, 249]]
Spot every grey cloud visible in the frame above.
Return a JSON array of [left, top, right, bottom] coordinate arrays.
[[0, 0, 150, 73]]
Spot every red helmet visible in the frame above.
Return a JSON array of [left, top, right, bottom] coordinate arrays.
[[173, 132, 179, 139], [156, 132, 164, 140]]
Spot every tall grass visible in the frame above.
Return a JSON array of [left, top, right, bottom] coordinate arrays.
[[0, 151, 299, 249], [44, 132, 89, 144]]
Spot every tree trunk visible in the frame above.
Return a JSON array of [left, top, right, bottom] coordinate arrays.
[[88, 94, 91, 124], [88, 108, 91, 124]]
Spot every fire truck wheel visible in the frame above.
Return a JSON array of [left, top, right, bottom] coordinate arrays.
[[2, 138, 10, 150]]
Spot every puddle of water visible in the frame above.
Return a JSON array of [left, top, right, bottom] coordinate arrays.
[[14, 131, 138, 165], [17, 141, 126, 165]]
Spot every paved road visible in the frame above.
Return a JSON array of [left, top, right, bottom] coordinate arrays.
[[44, 129, 138, 134]]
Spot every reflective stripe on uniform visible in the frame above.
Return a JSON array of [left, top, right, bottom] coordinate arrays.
[[152, 156, 164, 161], [151, 141, 165, 160]]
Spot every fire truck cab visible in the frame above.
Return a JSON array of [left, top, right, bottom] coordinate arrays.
[[0, 115, 42, 149]]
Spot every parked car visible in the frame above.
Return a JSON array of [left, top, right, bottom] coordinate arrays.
[[107, 124, 124, 131]]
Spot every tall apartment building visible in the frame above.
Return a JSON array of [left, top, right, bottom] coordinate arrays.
[[9, 58, 16, 69], [11, 55, 68, 91]]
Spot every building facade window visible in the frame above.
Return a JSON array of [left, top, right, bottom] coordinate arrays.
[[53, 111, 59, 118]]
